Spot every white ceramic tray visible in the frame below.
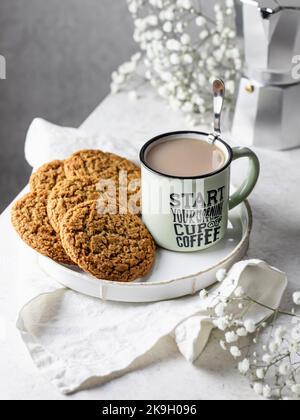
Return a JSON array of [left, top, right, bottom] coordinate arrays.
[[38, 200, 252, 303]]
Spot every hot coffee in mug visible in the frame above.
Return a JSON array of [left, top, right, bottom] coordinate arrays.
[[145, 137, 226, 177], [140, 131, 260, 252]]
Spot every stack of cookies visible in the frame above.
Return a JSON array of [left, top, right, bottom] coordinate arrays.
[[11, 150, 156, 282]]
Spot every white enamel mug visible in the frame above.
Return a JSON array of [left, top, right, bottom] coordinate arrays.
[[140, 131, 260, 252]]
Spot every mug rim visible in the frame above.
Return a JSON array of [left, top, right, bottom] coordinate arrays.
[[140, 130, 233, 180]]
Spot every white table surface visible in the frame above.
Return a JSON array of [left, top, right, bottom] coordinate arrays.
[[1, 87, 299, 400]]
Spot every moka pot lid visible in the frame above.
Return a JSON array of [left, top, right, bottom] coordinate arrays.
[[241, 0, 300, 18]]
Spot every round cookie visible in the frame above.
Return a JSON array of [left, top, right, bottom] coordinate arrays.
[[64, 149, 140, 182], [47, 174, 141, 233], [11, 192, 73, 265], [60, 201, 156, 282], [47, 178, 100, 233], [29, 160, 66, 194]]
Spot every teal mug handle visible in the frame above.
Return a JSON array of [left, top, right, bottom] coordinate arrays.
[[229, 147, 260, 210]]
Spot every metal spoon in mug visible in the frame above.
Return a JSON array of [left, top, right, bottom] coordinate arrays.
[[208, 79, 226, 143]]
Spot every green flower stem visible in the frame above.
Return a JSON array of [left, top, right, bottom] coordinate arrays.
[[245, 296, 300, 319]]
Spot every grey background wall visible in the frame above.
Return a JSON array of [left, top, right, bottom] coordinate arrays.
[[0, 0, 136, 212], [0, 0, 242, 213]]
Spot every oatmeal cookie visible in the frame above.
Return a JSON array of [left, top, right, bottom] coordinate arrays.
[[47, 178, 100, 233], [11, 192, 73, 265], [64, 149, 140, 183], [47, 174, 141, 233], [60, 201, 156, 282], [29, 160, 66, 194]]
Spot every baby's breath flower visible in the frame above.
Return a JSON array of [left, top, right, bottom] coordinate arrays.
[[293, 291, 300, 306], [195, 16, 206, 27], [199, 289, 208, 300], [181, 34, 191, 45], [238, 358, 250, 375], [145, 69, 152, 79], [214, 317, 229, 331], [216, 269, 227, 283], [262, 354, 273, 364], [278, 362, 290, 376], [274, 326, 286, 344], [164, 9, 174, 21], [225, 331, 238, 344], [166, 39, 181, 51], [215, 303, 226, 317], [148, 15, 159, 26], [180, 0, 193, 11], [253, 382, 263, 396], [169, 53, 180, 65], [237, 327, 247, 337], [263, 385, 273, 399], [199, 30, 209, 40], [128, 2, 139, 14], [234, 286, 245, 298], [244, 320, 256, 334], [230, 346, 241, 359], [256, 368, 265, 380], [117, 1, 241, 196], [175, 22, 183, 33], [163, 22, 173, 33], [183, 54, 193, 65], [268, 341, 279, 354]]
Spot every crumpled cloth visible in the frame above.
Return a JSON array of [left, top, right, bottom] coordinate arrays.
[[25, 118, 140, 169], [17, 119, 287, 395]]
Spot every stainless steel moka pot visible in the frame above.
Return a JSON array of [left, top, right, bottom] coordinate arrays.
[[232, 0, 300, 150]]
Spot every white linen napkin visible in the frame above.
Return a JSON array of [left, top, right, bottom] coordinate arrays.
[[25, 118, 140, 168], [17, 119, 288, 395]]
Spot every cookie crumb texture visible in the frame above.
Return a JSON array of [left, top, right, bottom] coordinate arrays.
[[61, 201, 156, 282], [11, 192, 72, 265], [64, 149, 140, 182], [47, 178, 100, 233], [29, 160, 66, 194]]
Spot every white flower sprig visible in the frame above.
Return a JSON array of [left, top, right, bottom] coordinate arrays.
[[111, 0, 241, 126], [200, 272, 300, 400]]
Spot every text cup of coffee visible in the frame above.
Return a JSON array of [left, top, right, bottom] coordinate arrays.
[[140, 131, 260, 252]]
